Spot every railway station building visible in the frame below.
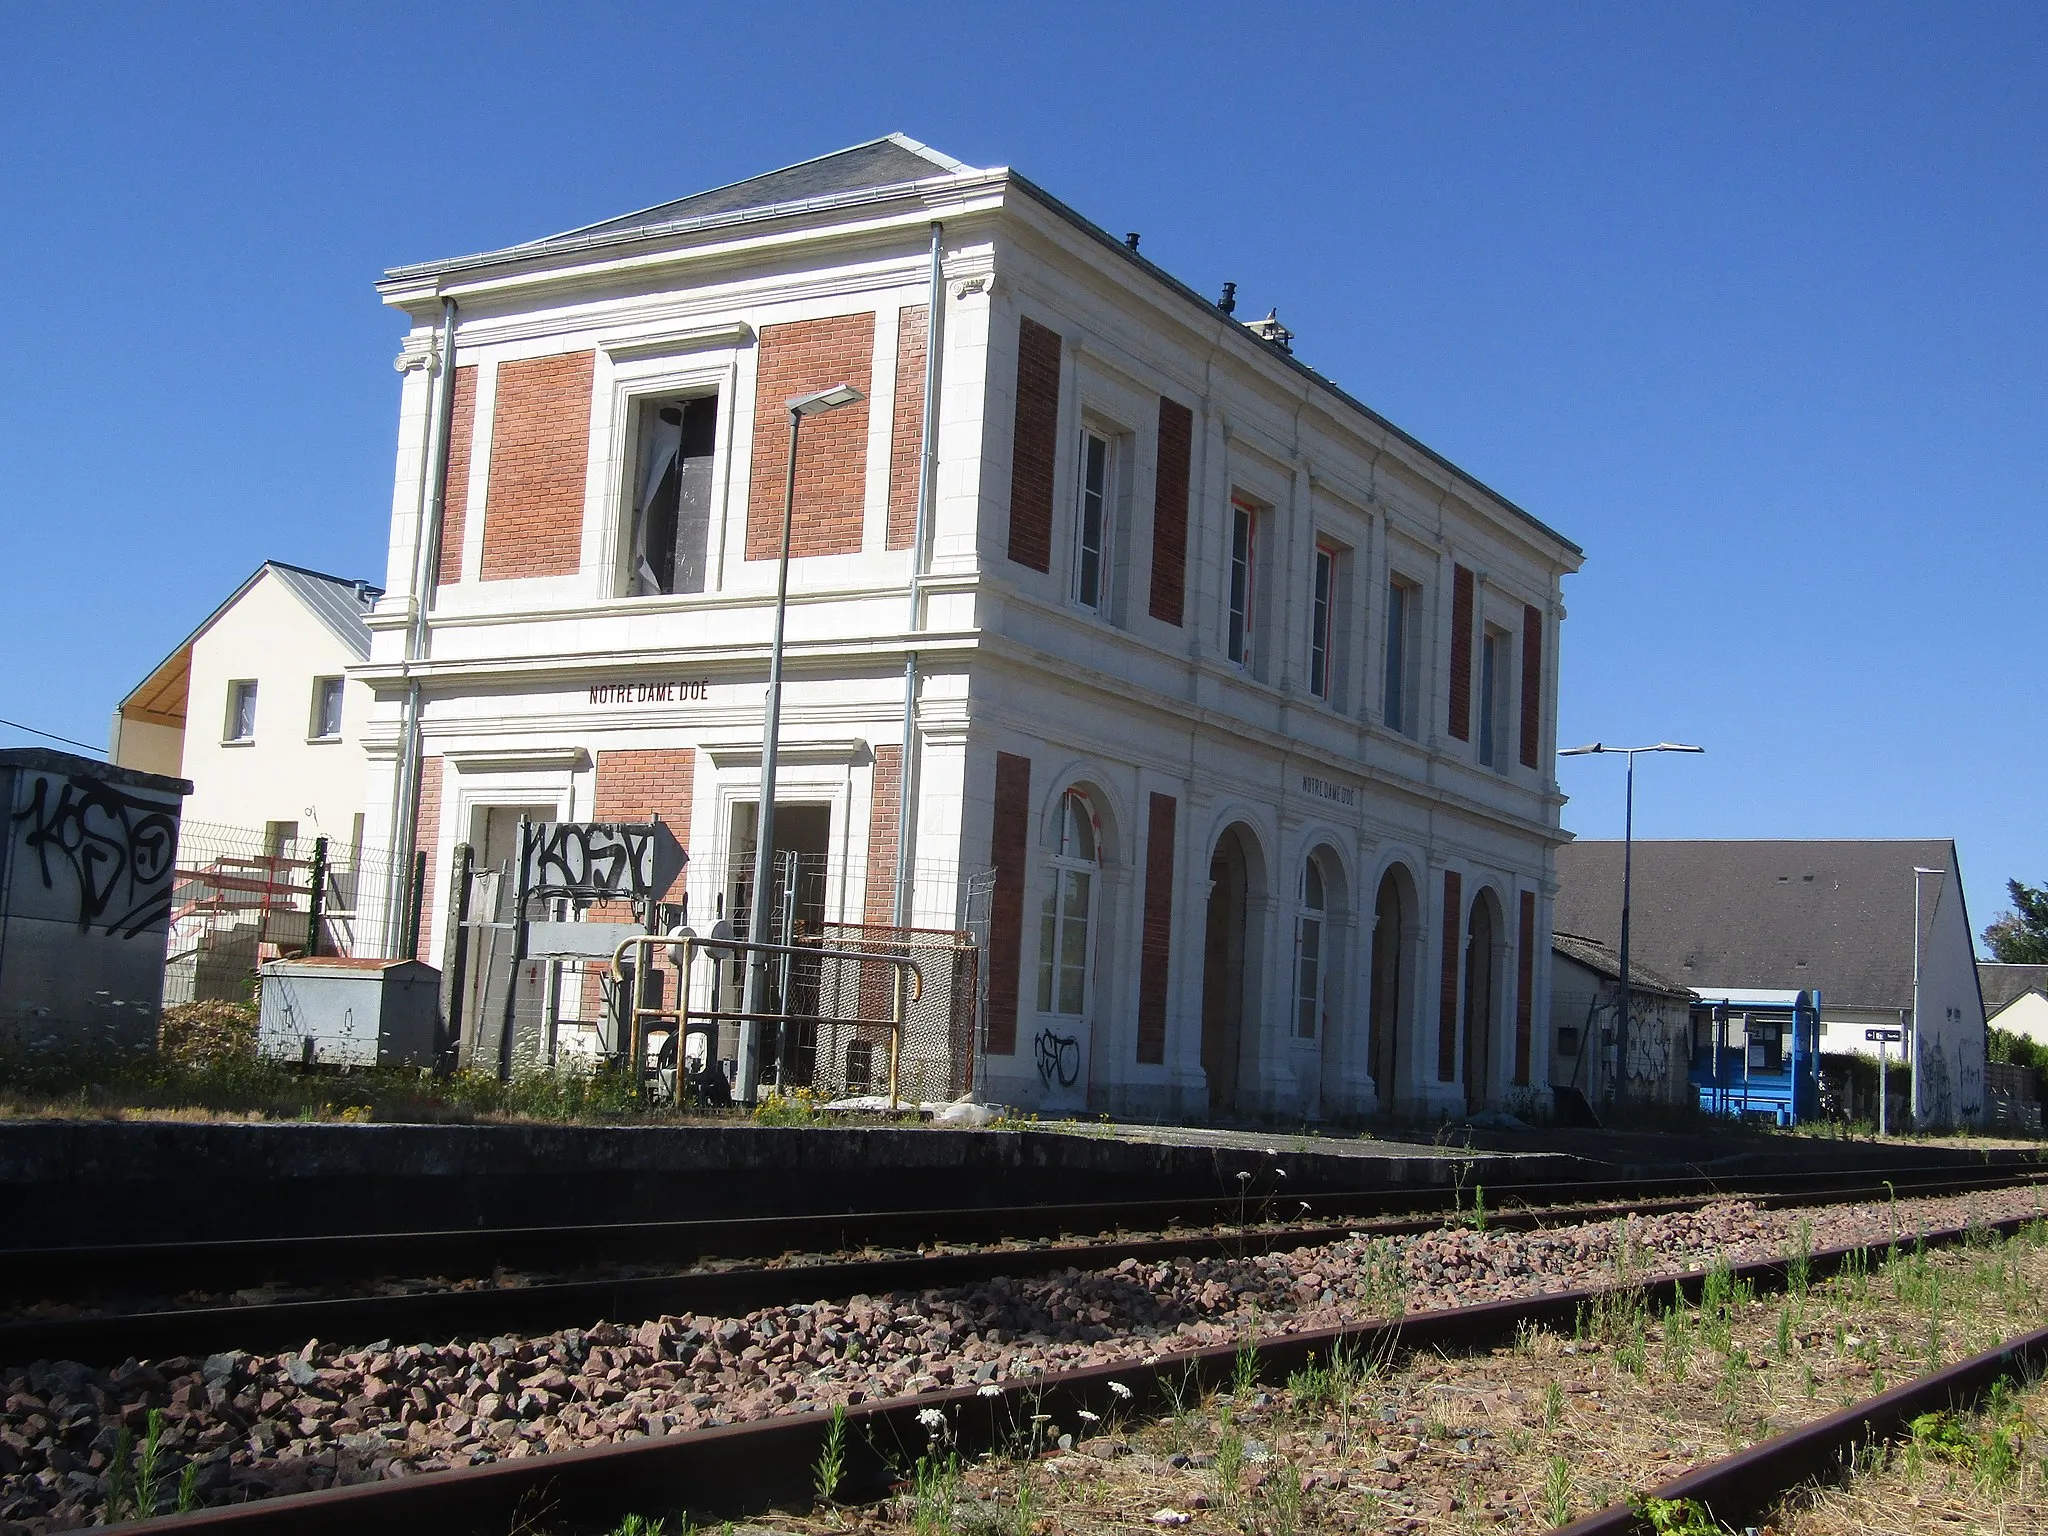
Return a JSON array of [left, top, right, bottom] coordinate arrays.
[[360, 135, 1582, 1121]]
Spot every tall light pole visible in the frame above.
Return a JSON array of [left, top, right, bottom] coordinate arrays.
[[1557, 741, 1705, 1110], [1909, 863, 1944, 1131], [736, 382, 864, 1104]]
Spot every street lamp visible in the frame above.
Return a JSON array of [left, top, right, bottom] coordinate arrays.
[[1557, 741, 1705, 1110], [736, 382, 864, 1104], [1909, 864, 1944, 1132]]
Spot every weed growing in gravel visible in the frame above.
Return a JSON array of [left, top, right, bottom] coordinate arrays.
[[1542, 1453, 1575, 1525], [812, 1402, 847, 1505], [1231, 1333, 1261, 1399], [1213, 1406, 1246, 1506]]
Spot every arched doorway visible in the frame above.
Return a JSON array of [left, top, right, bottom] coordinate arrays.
[[1369, 868, 1410, 1104], [1031, 788, 1101, 1109], [1201, 825, 1259, 1116], [1463, 891, 1501, 1114]]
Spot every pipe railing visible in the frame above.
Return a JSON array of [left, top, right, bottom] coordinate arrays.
[[611, 932, 925, 1110]]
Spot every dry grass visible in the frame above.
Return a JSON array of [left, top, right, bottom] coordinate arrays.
[[752, 1221, 2048, 1535]]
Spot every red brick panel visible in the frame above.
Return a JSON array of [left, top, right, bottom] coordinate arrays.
[[1148, 397, 1192, 625], [886, 306, 927, 552], [1437, 870, 1462, 1081], [412, 755, 444, 963], [986, 751, 1032, 1056], [586, 749, 697, 1019], [1519, 602, 1544, 769], [1136, 792, 1177, 1064], [864, 745, 903, 924], [1007, 317, 1061, 572], [1515, 890, 1536, 1086], [1447, 564, 1475, 741], [479, 351, 595, 581], [436, 365, 477, 587], [746, 314, 876, 561]]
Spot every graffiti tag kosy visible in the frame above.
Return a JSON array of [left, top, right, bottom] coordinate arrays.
[[523, 821, 684, 902], [1034, 1028, 1081, 1089], [11, 773, 180, 938]]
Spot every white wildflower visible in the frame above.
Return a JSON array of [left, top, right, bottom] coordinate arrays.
[[977, 1383, 1003, 1398], [1076, 1409, 1100, 1423], [1108, 1381, 1133, 1401], [917, 1407, 946, 1431]]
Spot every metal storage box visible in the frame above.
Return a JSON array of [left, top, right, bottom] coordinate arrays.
[[258, 956, 440, 1068]]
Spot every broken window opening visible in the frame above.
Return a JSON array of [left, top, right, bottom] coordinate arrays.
[[629, 395, 718, 597]]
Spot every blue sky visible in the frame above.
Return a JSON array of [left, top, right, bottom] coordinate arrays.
[[3, 4, 2041, 940]]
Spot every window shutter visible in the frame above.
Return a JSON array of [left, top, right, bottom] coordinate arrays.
[[1007, 318, 1061, 572], [987, 752, 1033, 1055], [1519, 603, 1544, 768], [1515, 891, 1536, 1085], [1438, 870, 1463, 1081], [1447, 564, 1475, 741], [1137, 793, 1177, 1063], [1148, 397, 1192, 624]]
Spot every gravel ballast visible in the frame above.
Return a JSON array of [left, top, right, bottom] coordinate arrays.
[[1, 1184, 2042, 1530]]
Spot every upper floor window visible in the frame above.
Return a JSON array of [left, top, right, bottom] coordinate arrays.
[[1074, 429, 1112, 611], [224, 680, 258, 743], [1308, 543, 1337, 701], [1383, 577, 1420, 736], [1226, 503, 1256, 668], [628, 394, 718, 596], [1478, 626, 1511, 769], [310, 677, 344, 741], [1036, 789, 1099, 1018]]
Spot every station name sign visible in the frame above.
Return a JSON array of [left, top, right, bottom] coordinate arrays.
[[589, 680, 713, 705], [1300, 773, 1357, 808]]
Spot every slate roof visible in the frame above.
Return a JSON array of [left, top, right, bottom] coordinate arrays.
[[1551, 931, 1694, 998], [1980, 963, 2048, 1016], [264, 562, 379, 658], [1553, 839, 1965, 1012]]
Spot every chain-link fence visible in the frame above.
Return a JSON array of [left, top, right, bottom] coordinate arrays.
[[163, 820, 407, 1006]]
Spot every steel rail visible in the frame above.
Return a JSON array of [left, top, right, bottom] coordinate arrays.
[[111, 1209, 2048, 1535], [5, 1165, 2040, 1366]]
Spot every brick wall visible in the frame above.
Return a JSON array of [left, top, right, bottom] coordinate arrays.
[[746, 314, 876, 561], [1007, 317, 1061, 572], [412, 755, 444, 962], [480, 351, 595, 581], [1148, 397, 1192, 625], [1515, 891, 1536, 1086], [1447, 564, 1475, 741], [864, 745, 902, 924], [886, 306, 927, 552], [1519, 603, 1544, 769], [436, 365, 477, 587], [585, 749, 697, 1018], [987, 752, 1032, 1056], [1438, 870, 1462, 1080], [1136, 792, 1177, 1064]]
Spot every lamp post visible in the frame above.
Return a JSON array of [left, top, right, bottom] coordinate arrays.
[[1557, 741, 1705, 1110], [736, 382, 864, 1105], [1909, 864, 1944, 1132]]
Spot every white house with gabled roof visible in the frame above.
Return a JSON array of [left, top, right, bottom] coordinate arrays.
[[361, 134, 1582, 1121]]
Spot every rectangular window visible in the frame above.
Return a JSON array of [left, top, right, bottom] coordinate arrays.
[[1383, 579, 1418, 735], [628, 394, 718, 596], [1479, 627, 1512, 769], [311, 677, 344, 740], [225, 680, 258, 743], [1308, 543, 1336, 700], [1226, 504, 1256, 666], [1074, 429, 1111, 611]]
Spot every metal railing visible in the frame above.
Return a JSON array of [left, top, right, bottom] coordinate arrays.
[[612, 932, 925, 1109]]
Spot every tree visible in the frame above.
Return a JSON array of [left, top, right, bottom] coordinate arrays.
[[1981, 878, 2048, 964]]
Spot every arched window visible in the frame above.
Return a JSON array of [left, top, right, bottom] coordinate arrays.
[[1036, 790, 1099, 1017], [1294, 855, 1328, 1039]]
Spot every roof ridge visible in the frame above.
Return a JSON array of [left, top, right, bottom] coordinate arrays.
[[263, 558, 382, 594]]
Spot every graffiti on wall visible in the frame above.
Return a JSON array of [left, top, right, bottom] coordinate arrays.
[[11, 772, 180, 938], [523, 820, 684, 902], [1034, 1028, 1081, 1089]]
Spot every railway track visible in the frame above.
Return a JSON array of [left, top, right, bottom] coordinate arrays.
[[97, 1202, 2048, 1536], [5, 1162, 2040, 1365]]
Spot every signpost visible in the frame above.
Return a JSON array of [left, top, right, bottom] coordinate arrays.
[[1866, 1026, 1903, 1136]]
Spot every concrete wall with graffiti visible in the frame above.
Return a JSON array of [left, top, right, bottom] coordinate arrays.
[[0, 749, 191, 1050]]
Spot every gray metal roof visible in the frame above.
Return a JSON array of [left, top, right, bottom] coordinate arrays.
[[1980, 963, 2048, 1016], [265, 562, 379, 659], [1554, 839, 1968, 1013], [1551, 930, 1694, 998]]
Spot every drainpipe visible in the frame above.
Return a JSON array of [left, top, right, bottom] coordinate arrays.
[[387, 295, 459, 954], [893, 223, 944, 932]]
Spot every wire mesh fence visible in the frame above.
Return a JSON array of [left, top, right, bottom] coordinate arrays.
[[163, 820, 407, 1007]]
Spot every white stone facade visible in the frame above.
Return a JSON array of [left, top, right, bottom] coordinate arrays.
[[360, 139, 1581, 1121]]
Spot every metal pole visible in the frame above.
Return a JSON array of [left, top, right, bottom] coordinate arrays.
[[1615, 750, 1636, 1110], [1878, 1028, 1889, 1138], [1911, 872, 1924, 1129], [740, 408, 803, 1104]]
